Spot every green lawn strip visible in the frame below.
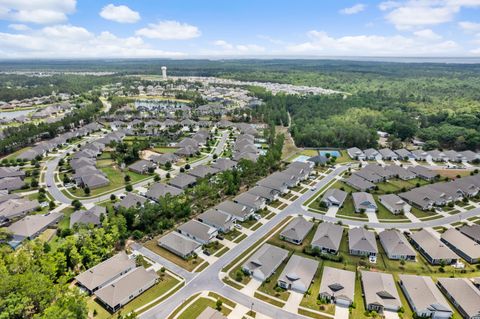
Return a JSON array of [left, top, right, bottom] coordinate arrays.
[[167, 293, 201, 319], [304, 179, 337, 207], [411, 207, 436, 219], [222, 277, 243, 289], [207, 292, 236, 308], [58, 206, 75, 231], [144, 237, 204, 272], [214, 247, 229, 257], [177, 297, 231, 319], [224, 229, 242, 241], [419, 214, 444, 221], [253, 292, 285, 308], [299, 261, 335, 315], [297, 308, 332, 319], [251, 222, 262, 231], [373, 181, 400, 194], [194, 261, 209, 273], [241, 217, 258, 229], [265, 212, 276, 220], [233, 233, 247, 243], [269, 200, 282, 208], [448, 209, 461, 215], [257, 258, 291, 301]]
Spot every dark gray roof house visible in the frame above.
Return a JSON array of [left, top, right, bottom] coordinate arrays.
[[352, 192, 377, 213], [233, 192, 266, 211], [215, 200, 254, 222], [256, 176, 288, 194], [378, 194, 411, 215], [70, 206, 106, 228], [247, 186, 280, 202], [177, 220, 218, 244], [242, 243, 289, 281], [114, 193, 148, 210], [128, 160, 156, 174], [361, 270, 401, 313], [0, 167, 25, 179], [0, 177, 25, 191], [145, 182, 184, 201], [321, 188, 347, 207], [81, 173, 110, 189], [408, 165, 437, 180], [379, 229, 416, 261], [344, 175, 375, 191], [348, 227, 377, 256], [311, 222, 344, 254], [0, 198, 39, 220], [158, 231, 201, 259], [198, 209, 234, 233], [441, 228, 480, 264], [277, 254, 319, 293], [168, 173, 197, 189], [459, 224, 480, 244], [410, 229, 458, 265], [279, 216, 314, 245], [187, 165, 219, 178], [319, 266, 355, 306], [211, 158, 237, 172], [8, 212, 62, 244], [437, 278, 480, 319]]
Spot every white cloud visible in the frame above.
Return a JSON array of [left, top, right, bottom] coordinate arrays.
[[8, 23, 30, 31], [0, 0, 76, 24], [204, 40, 265, 55], [459, 21, 480, 32], [413, 28, 442, 39], [100, 4, 140, 23], [135, 20, 200, 40], [0, 24, 186, 58], [381, 0, 480, 30], [340, 4, 366, 15], [287, 30, 459, 56]]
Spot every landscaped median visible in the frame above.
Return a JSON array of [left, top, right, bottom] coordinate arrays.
[[166, 291, 237, 319]]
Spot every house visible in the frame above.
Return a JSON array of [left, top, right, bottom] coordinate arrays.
[[0, 198, 39, 220], [411, 149, 429, 161], [394, 149, 414, 160], [177, 220, 218, 244], [398, 189, 434, 211], [363, 148, 381, 161], [437, 278, 480, 319], [196, 307, 227, 319], [311, 222, 343, 254], [378, 194, 411, 215], [400, 275, 452, 319], [0, 177, 25, 191], [409, 229, 458, 265], [408, 165, 437, 181], [379, 229, 416, 260], [364, 164, 396, 180], [233, 192, 266, 211], [441, 228, 480, 264], [145, 182, 183, 201], [378, 148, 398, 160], [114, 193, 148, 210], [279, 216, 314, 245], [320, 189, 347, 207], [8, 212, 62, 246], [128, 160, 156, 174], [0, 167, 25, 179], [385, 164, 416, 180], [198, 209, 234, 233], [150, 153, 179, 166], [286, 161, 314, 180], [187, 165, 219, 178], [256, 176, 289, 194], [211, 158, 237, 172], [247, 186, 279, 202], [242, 243, 289, 281], [277, 254, 319, 293], [318, 266, 355, 307], [81, 174, 110, 189], [75, 252, 135, 293], [354, 169, 384, 183], [459, 224, 480, 244], [269, 171, 299, 188], [459, 150, 480, 163], [344, 175, 375, 192], [443, 150, 464, 163], [348, 227, 377, 257], [70, 206, 106, 228], [352, 192, 377, 213], [360, 270, 401, 314], [95, 267, 159, 312], [158, 231, 201, 259], [347, 147, 365, 160], [168, 173, 197, 189], [215, 200, 254, 222]]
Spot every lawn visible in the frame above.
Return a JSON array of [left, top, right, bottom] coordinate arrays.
[[299, 261, 335, 315], [374, 195, 410, 220], [253, 292, 285, 308], [335, 195, 369, 220], [410, 207, 436, 219], [144, 237, 204, 272], [233, 234, 247, 243], [257, 257, 291, 301], [152, 147, 178, 154], [297, 308, 332, 319], [177, 297, 231, 319], [224, 229, 242, 241]]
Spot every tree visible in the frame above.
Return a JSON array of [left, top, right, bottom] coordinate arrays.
[[165, 161, 172, 170], [49, 201, 56, 210], [124, 175, 131, 182], [216, 299, 223, 311], [125, 184, 133, 192], [154, 174, 160, 182], [71, 199, 82, 210], [83, 186, 90, 195], [110, 194, 116, 201]]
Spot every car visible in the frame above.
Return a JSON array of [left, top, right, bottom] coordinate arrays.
[[216, 234, 224, 240], [311, 187, 316, 191], [203, 250, 211, 256], [253, 214, 261, 220], [234, 224, 242, 230]]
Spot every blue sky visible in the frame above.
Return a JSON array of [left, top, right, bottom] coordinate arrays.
[[0, 0, 479, 58]]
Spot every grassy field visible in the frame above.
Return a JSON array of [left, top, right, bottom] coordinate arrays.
[[152, 147, 178, 154], [177, 297, 231, 319], [254, 292, 285, 307], [257, 257, 291, 301], [144, 237, 204, 272]]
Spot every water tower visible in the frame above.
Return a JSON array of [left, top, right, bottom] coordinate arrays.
[[161, 66, 167, 80]]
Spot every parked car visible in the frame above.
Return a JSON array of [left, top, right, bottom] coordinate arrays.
[[203, 250, 211, 256], [234, 224, 242, 230], [216, 234, 224, 240]]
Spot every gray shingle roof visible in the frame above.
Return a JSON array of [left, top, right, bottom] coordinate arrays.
[[361, 270, 401, 310], [242, 243, 289, 279], [158, 231, 201, 257], [279, 216, 314, 243], [348, 227, 377, 254], [437, 278, 480, 318], [311, 222, 343, 252]]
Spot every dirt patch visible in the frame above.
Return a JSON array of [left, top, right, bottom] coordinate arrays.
[[432, 169, 471, 179], [141, 149, 161, 160], [276, 125, 300, 160]]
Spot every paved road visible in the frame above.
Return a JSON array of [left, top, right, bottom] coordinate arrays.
[[140, 166, 347, 319], [45, 130, 229, 206]]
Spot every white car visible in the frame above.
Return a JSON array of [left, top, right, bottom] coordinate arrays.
[[234, 224, 242, 230]]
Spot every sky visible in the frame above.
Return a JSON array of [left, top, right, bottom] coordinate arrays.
[[0, 0, 480, 59]]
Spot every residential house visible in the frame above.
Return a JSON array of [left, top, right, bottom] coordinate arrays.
[[348, 227, 377, 257], [187, 165, 219, 179], [378, 194, 411, 215], [352, 192, 377, 213], [408, 165, 437, 181], [378, 148, 398, 161], [215, 200, 254, 222], [211, 158, 237, 172], [318, 266, 355, 307], [441, 228, 480, 264], [145, 182, 183, 201], [256, 176, 289, 194], [360, 270, 401, 314], [320, 189, 347, 208], [168, 173, 197, 189], [363, 148, 381, 161], [0, 177, 25, 191], [344, 175, 375, 192], [247, 186, 280, 202], [242, 243, 289, 281], [459, 224, 480, 244], [311, 222, 344, 254], [347, 147, 365, 160], [128, 160, 156, 174], [399, 275, 452, 319], [279, 216, 314, 245], [177, 220, 218, 244], [114, 193, 148, 210], [233, 192, 266, 211], [8, 212, 62, 246], [409, 229, 458, 265], [70, 206, 106, 228], [379, 229, 416, 260], [277, 254, 319, 293], [198, 209, 234, 233], [385, 164, 416, 180], [437, 278, 480, 319], [0, 198, 39, 220], [158, 231, 201, 259], [394, 149, 414, 160]]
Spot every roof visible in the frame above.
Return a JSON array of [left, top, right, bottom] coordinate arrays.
[[211, 158, 237, 171], [75, 252, 135, 291], [321, 188, 347, 206], [198, 209, 232, 229], [94, 267, 159, 308], [0, 198, 38, 219], [378, 194, 410, 212], [0, 177, 25, 191], [379, 229, 416, 257], [437, 278, 480, 318], [348, 227, 377, 254], [82, 174, 110, 189], [280, 216, 314, 242], [233, 192, 264, 209], [242, 243, 289, 279], [441, 228, 480, 260], [158, 231, 201, 256], [311, 222, 343, 252], [187, 165, 219, 178], [114, 193, 148, 209], [196, 307, 227, 319], [352, 192, 377, 211], [215, 200, 252, 220], [408, 165, 437, 179], [128, 159, 155, 172], [410, 229, 458, 261], [399, 275, 452, 315], [319, 266, 355, 303], [459, 224, 480, 243], [8, 212, 62, 239], [168, 173, 197, 189], [278, 255, 319, 289], [70, 206, 106, 228], [345, 175, 375, 191], [145, 182, 183, 200], [248, 186, 279, 201], [361, 270, 401, 310], [178, 220, 216, 243], [0, 167, 25, 179]]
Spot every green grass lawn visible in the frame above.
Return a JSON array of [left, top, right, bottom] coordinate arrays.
[[253, 292, 285, 308], [144, 237, 204, 272], [410, 207, 436, 219], [257, 258, 291, 301], [300, 261, 335, 315], [152, 147, 178, 154], [177, 297, 231, 319], [233, 234, 247, 243], [224, 229, 241, 241]]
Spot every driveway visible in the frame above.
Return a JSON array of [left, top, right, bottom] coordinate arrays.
[[384, 310, 399, 319], [334, 305, 349, 319], [241, 278, 262, 296], [283, 291, 303, 313]]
